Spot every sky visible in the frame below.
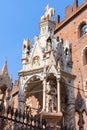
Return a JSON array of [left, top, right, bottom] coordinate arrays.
[[0, 0, 84, 83]]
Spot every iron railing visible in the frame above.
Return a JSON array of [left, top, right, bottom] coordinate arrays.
[[0, 106, 46, 130]]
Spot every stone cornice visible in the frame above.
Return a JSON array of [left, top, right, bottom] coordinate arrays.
[[39, 19, 56, 25], [60, 70, 76, 80], [18, 68, 43, 77]]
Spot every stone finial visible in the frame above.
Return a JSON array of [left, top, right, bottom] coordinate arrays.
[[75, 87, 84, 110], [1, 60, 8, 76], [22, 38, 31, 57], [23, 39, 31, 51]]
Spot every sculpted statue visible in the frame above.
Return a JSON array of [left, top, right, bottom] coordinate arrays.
[[63, 41, 72, 67], [41, 4, 55, 21], [47, 81, 57, 112]]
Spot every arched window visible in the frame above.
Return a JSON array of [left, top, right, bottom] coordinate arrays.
[[79, 22, 87, 37], [83, 47, 87, 65]]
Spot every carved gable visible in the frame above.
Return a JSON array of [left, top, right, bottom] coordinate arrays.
[[30, 38, 44, 68], [47, 65, 57, 76]]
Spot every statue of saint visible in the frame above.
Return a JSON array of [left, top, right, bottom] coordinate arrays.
[[47, 81, 57, 112]]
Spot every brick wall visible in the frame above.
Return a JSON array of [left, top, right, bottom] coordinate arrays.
[[55, 1, 87, 129], [55, 1, 87, 92]]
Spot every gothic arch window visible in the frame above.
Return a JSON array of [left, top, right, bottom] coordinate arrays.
[[79, 22, 87, 37], [83, 47, 87, 65]]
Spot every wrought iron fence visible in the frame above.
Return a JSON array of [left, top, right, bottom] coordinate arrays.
[[0, 106, 46, 130]]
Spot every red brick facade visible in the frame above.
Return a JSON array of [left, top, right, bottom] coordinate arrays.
[[55, 0, 87, 129]]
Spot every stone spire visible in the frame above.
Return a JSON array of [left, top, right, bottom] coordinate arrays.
[[75, 87, 87, 129], [1, 60, 8, 76], [75, 87, 84, 110]]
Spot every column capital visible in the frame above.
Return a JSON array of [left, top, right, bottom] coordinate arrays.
[[41, 75, 47, 81], [56, 71, 61, 80], [56, 77, 61, 81]]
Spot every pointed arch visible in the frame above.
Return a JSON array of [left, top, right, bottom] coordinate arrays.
[[24, 74, 42, 87]]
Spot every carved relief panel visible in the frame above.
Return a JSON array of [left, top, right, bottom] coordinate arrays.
[[32, 56, 40, 68]]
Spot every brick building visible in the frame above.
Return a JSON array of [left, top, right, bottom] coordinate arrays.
[[55, 0, 87, 129]]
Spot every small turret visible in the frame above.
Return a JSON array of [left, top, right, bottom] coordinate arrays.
[[39, 4, 55, 48], [22, 39, 31, 70], [22, 39, 31, 57]]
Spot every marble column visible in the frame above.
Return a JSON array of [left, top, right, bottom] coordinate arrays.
[[46, 82, 49, 112], [42, 78, 46, 111], [18, 93, 24, 112], [18, 83, 25, 112], [57, 78, 61, 112]]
